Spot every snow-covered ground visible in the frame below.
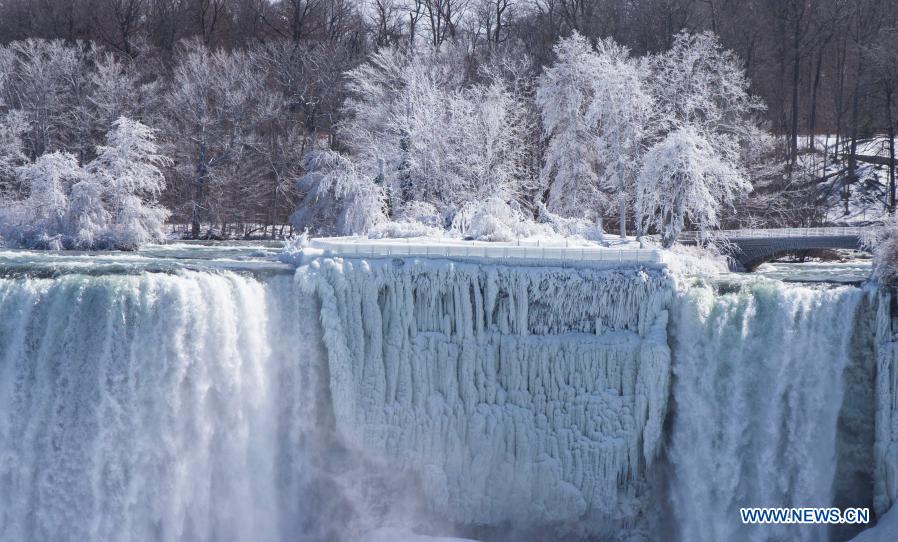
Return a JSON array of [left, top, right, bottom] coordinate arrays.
[[301, 235, 666, 268], [359, 528, 478, 542], [850, 505, 898, 542], [798, 135, 896, 225]]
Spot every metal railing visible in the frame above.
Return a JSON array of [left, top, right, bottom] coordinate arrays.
[[308, 237, 665, 265], [679, 227, 869, 241]]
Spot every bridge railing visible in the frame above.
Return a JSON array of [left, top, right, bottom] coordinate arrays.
[[308, 237, 665, 265], [679, 226, 869, 241]]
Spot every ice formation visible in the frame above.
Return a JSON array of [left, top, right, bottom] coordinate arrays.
[[299, 256, 673, 535], [874, 290, 898, 517], [3, 247, 898, 541]]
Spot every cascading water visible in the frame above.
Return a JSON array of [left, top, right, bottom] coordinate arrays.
[[669, 279, 869, 542], [0, 270, 325, 542], [0, 248, 891, 542]]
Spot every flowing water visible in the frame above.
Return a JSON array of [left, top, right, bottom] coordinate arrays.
[[670, 278, 869, 542], [0, 245, 885, 541]]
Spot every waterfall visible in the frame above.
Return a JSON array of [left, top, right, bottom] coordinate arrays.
[[0, 253, 890, 542], [0, 271, 324, 542], [669, 279, 868, 542]]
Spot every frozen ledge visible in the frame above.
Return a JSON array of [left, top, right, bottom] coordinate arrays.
[[306, 236, 665, 267]]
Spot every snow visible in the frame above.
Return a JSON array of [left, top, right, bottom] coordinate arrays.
[[797, 135, 897, 226], [638, 125, 751, 247], [290, 31, 767, 245], [449, 197, 556, 242], [359, 528, 478, 542], [296, 236, 665, 270], [298, 254, 673, 535], [850, 504, 898, 542], [0, 117, 169, 250], [536, 33, 607, 217], [295, 47, 529, 236], [660, 243, 730, 277], [588, 37, 653, 237]]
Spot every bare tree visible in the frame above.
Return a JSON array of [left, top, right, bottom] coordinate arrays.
[[422, 0, 467, 47], [868, 28, 898, 213]]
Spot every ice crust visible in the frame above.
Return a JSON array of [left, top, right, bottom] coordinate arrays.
[[299, 256, 673, 534]]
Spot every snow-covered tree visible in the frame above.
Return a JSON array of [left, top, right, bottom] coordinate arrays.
[[0, 151, 83, 249], [448, 80, 528, 203], [638, 126, 751, 247], [536, 32, 603, 217], [0, 110, 27, 183], [91, 51, 158, 129], [165, 42, 276, 237], [0, 117, 172, 250], [651, 32, 764, 140], [66, 177, 108, 248], [88, 117, 171, 247], [5, 40, 87, 158], [296, 44, 530, 234], [295, 150, 386, 234], [637, 32, 764, 245], [587, 37, 654, 238]]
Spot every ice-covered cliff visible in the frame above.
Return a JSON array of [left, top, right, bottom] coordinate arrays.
[[299, 256, 674, 536]]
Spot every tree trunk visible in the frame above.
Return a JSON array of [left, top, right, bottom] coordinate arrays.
[[618, 198, 626, 238], [887, 89, 896, 213], [789, 24, 800, 166], [808, 45, 825, 151], [834, 38, 847, 161], [192, 139, 207, 239], [847, 78, 860, 216]]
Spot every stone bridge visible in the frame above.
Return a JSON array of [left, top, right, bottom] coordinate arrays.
[[679, 227, 871, 271]]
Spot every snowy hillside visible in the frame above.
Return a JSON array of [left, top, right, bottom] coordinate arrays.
[[799, 136, 897, 225]]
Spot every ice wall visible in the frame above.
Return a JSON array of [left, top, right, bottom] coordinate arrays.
[[874, 289, 898, 518], [0, 271, 324, 542], [669, 279, 867, 542], [299, 256, 674, 536]]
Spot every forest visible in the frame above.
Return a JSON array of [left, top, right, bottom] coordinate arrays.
[[0, 0, 896, 243]]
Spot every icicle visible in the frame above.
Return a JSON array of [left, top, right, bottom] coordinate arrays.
[[301, 255, 673, 534]]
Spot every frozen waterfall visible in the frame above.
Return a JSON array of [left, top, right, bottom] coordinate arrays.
[[299, 256, 674, 537], [0, 250, 894, 541]]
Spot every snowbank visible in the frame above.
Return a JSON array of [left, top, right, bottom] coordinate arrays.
[[850, 504, 898, 542], [366, 198, 608, 245], [359, 528, 478, 542], [661, 243, 730, 277], [298, 237, 664, 270]]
